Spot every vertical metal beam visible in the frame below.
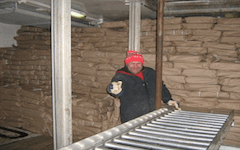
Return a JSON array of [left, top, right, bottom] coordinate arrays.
[[129, 2, 133, 51], [155, 0, 164, 110], [51, 0, 72, 149], [134, 2, 141, 52], [128, 0, 141, 51]]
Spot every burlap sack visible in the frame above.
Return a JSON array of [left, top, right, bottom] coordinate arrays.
[[164, 17, 183, 24], [193, 30, 221, 36], [100, 21, 127, 28], [163, 75, 186, 83], [215, 99, 240, 111], [184, 17, 217, 24], [174, 62, 209, 69], [73, 113, 102, 122], [222, 85, 240, 93], [93, 41, 119, 48], [230, 92, 240, 100], [181, 98, 218, 109], [164, 82, 185, 90], [208, 48, 238, 57], [188, 91, 230, 99], [98, 64, 121, 71], [182, 23, 214, 29], [210, 62, 240, 71], [202, 42, 236, 50], [218, 78, 240, 86], [221, 37, 240, 44], [176, 47, 207, 54], [222, 31, 240, 37], [72, 118, 102, 128], [169, 54, 203, 63], [217, 70, 240, 78], [105, 98, 121, 129], [72, 73, 97, 82], [186, 77, 218, 84], [83, 27, 106, 33], [184, 83, 220, 92], [217, 18, 240, 24], [182, 69, 216, 77], [213, 24, 240, 31], [187, 35, 219, 42]]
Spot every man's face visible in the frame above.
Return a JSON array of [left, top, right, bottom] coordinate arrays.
[[127, 61, 143, 74]]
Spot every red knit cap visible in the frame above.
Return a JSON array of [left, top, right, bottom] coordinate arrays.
[[124, 50, 144, 65]]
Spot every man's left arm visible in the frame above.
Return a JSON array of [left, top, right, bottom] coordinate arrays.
[[162, 82, 181, 111]]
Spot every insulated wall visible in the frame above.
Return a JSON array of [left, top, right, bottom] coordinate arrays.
[[0, 23, 20, 47], [0, 16, 240, 145]]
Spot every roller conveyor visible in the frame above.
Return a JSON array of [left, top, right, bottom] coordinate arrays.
[[60, 108, 234, 150]]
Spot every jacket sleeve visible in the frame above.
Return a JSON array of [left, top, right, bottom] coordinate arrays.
[[162, 81, 173, 104]]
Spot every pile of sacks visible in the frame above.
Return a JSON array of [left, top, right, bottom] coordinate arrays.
[[0, 84, 52, 135], [0, 83, 120, 142]]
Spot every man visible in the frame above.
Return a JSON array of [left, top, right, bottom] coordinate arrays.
[[107, 50, 181, 123]]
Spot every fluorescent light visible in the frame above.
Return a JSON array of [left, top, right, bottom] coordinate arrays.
[[71, 9, 86, 19]]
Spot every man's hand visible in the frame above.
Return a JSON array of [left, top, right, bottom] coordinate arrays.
[[167, 100, 181, 111], [107, 81, 123, 96]]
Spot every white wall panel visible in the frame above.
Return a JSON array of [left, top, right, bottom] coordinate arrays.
[[0, 23, 20, 47]]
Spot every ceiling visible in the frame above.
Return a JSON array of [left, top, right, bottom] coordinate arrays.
[[0, 0, 240, 29]]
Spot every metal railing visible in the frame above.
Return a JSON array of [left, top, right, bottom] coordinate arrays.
[[60, 108, 234, 150]]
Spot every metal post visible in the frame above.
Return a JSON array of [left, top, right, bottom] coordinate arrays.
[[129, 2, 133, 50], [128, 0, 141, 51], [155, 0, 164, 110], [51, 0, 72, 149]]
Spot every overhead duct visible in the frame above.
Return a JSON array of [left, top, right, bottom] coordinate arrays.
[[15, 7, 89, 28], [165, 0, 240, 7], [143, 0, 240, 16], [164, 7, 240, 16], [0, 0, 103, 28]]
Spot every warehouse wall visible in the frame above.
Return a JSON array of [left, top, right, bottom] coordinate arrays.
[[0, 23, 20, 47], [0, 17, 240, 145]]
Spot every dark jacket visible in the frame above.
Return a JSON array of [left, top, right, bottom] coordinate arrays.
[[108, 66, 172, 123]]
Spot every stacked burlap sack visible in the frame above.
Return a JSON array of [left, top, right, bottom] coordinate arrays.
[[0, 48, 5, 84], [141, 17, 240, 146], [0, 84, 120, 142], [44, 92, 120, 142], [72, 95, 120, 141], [0, 47, 16, 84], [2, 26, 52, 92], [0, 84, 52, 135]]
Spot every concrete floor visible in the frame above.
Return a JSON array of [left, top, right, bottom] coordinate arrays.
[[0, 126, 53, 150], [0, 135, 53, 150]]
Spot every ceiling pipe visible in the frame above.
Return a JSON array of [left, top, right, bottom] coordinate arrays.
[[165, 0, 210, 6], [143, 0, 240, 12], [15, 8, 51, 20], [164, 7, 240, 15], [165, 0, 240, 6], [15, 8, 90, 27], [17, 0, 102, 26], [19, 0, 51, 8]]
